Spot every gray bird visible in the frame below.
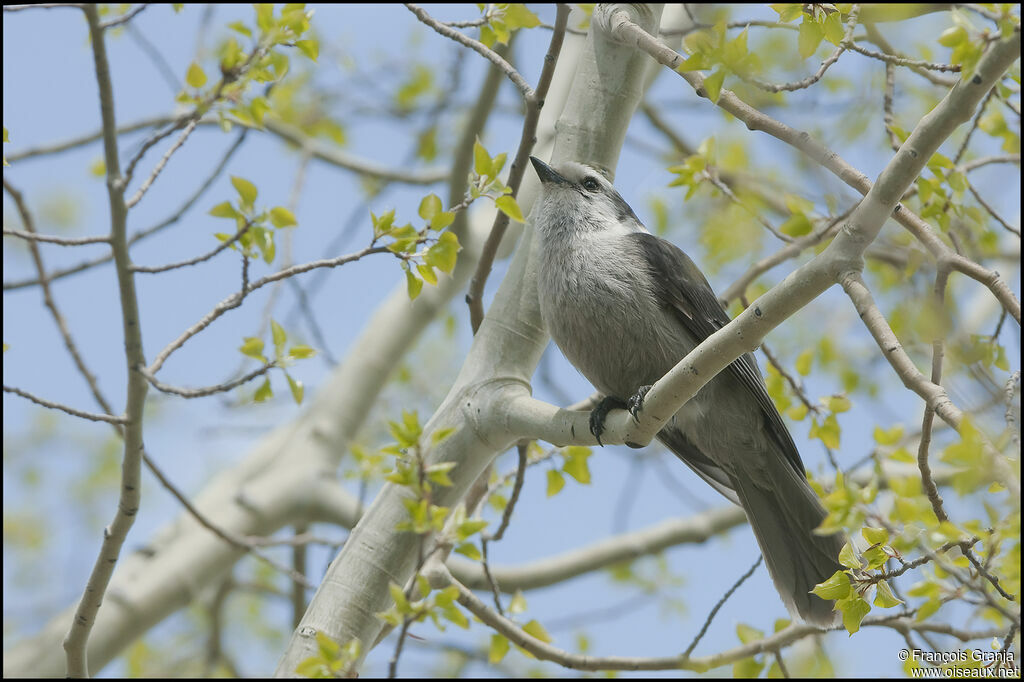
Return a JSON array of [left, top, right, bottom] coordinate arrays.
[[530, 156, 844, 627]]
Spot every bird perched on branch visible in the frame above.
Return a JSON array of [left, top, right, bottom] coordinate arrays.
[[530, 156, 844, 627]]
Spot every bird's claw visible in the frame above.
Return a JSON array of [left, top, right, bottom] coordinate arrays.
[[627, 385, 652, 422], [589, 395, 628, 446]]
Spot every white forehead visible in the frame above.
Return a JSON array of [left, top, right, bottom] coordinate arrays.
[[552, 161, 612, 185]]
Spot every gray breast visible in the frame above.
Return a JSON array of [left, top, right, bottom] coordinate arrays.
[[537, 232, 697, 399]]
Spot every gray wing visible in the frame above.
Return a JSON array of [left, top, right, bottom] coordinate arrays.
[[626, 231, 806, 478]]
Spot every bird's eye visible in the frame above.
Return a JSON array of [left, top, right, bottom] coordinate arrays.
[[582, 177, 600, 191]]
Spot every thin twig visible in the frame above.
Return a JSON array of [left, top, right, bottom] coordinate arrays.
[[131, 220, 252, 273], [139, 361, 276, 399], [405, 3, 534, 98], [125, 118, 199, 208], [967, 181, 1020, 237], [467, 3, 569, 332], [749, 6, 860, 93], [683, 556, 763, 658], [883, 61, 901, 151], [99, 3, 148, 29], [147, 244, 391, 374], [2, 385, 126, 424], [2, 229, 109, 246]]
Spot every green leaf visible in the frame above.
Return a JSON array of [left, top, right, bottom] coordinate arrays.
[[454, 542, 482, 560], [771, 4, 803, 23], [473, 139, 493, 178], [239, 337, 266, 362], [288, 345, 316, 359], [825, 395, 852, 413], [405, 269, 423, 300], [295, 39, 318, 62], [861, 527, 889, 546], [838, 542, 863, 569], [703, 68, 725, 103], [509, 589, 527, 614], [522, 620, 552, 643], [269, 206, 297, 228], [253, 377, 273, 402], [822, 11, 845, 45], [733, 656, 765, 678], [812, 570, 851, 600], [185, 62, 207, 89], [418, 193, 443, 221], [430, 211, 455, 231], [795, 348, 814, 376], [209, 201, 238, 219], [488, 634, 510, 664], [286, 372, 304, 404], [493, 194, 523, 223], [840, 594, 871, 635], [562, 447, 591, 484], [873, 580, 904, 608], [255, 3, 275, 33], [231, 176, 258, 208], [736, 623, 764, 644], [873, 425, 904, 445], [798, 17, 825, 58], [780, 213, 813, 237], [546, 469, 565, 497], [416, 263, 438, 286], [271, 319, 287, 357], [502, 4, 541, 30], [425, 231, 460, 274]]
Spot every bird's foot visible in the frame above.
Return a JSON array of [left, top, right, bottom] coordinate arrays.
[[627, 385, 652, 421], [589, 395, 628, 446]]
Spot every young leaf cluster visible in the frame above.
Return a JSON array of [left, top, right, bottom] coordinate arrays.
[[238, 319, 316, 404]]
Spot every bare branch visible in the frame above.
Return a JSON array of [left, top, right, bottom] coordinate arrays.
[[405, 3, 534, 98], [98, 3, 148, 29], [2, 385, 126, 424], [64, 8, 150, 673], [139, 361, 277, 399], [125, 118, 199, 208], [131, 220, 252, 274], [147, 244, 391, 374], [467, 4, 569, 331], [2, 229, 109, 246]]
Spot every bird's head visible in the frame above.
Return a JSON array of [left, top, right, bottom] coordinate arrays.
[[529, 156, 644, 236]]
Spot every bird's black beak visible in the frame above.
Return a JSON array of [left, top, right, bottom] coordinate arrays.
[[530, 156, 567, 186]]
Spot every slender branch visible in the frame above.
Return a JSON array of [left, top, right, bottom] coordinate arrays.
[[405, 3, 534, 98], [125, 117, 199, 208], [4, 131, 248, 291], [749, 6, 860, 93], [883, 62, 901, 151], [967, 181, 1020, 237], [446, 565, 1003, 673], [131, 220, 252, 274], [147, 244, 391, 374], [140, 449, 314, 589], [846, 41, 961, 73], [2, 228, 110, 246], [917, 266, 951, 524], [720, 208, 852, 303], [2, 385, 126, 424], [467, 3, 569, 332], [2, 177, 116, 417], [139, 361, 276, 399], [98, 3, 147, 29], [861, 24, 958, 87], [683, 556, 762, 658], [64, 7, 150, 676]]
